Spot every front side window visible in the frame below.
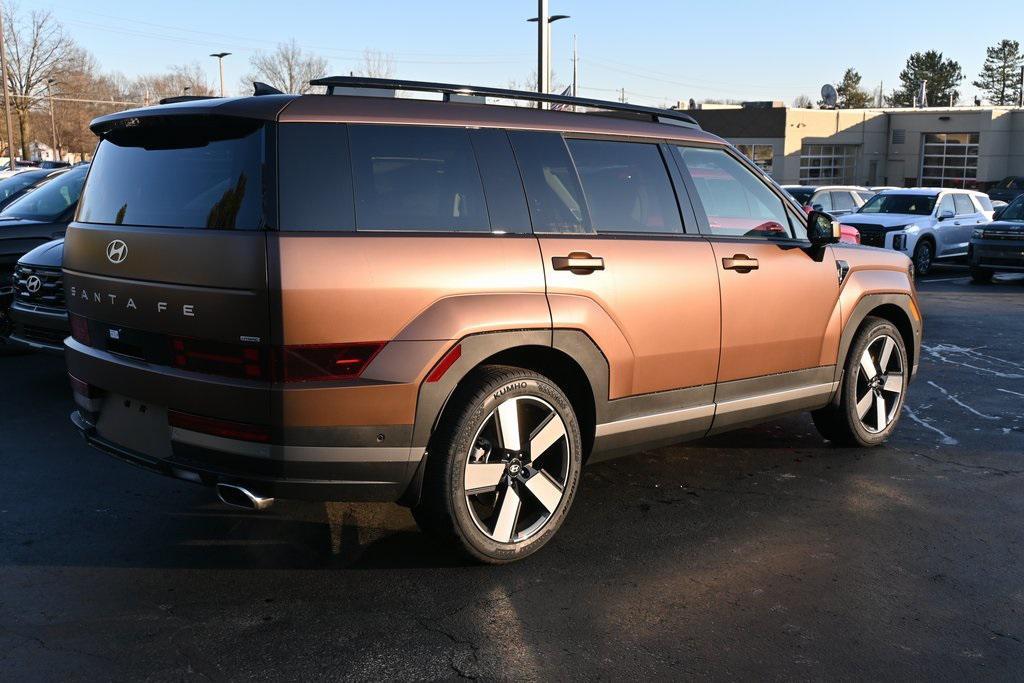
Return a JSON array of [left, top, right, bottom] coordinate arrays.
[[831, 191, 856, 212], [349, 124, 488, 232], [675, 146, 792, 238], [508, 131, 590, 234], [937, 195, 955, 216], [953, 193, 975, 215], [78, 116, 267, 230], [567, 139, 682, 234]]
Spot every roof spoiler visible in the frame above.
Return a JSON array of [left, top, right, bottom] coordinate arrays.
[[309, 75, 700, 129]]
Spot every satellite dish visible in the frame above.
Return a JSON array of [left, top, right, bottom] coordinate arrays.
[[821, 83, 838, 109]]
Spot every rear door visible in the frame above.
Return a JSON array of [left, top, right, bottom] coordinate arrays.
[[950, 193, 982, 255], [516, 131, 721, 400], [672, 144, 839, 384], [65, 115, 273, 385]]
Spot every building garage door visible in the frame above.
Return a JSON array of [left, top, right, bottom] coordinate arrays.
[[920, 132, 979, 189]]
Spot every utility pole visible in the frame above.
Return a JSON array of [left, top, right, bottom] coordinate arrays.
[[537, 0, 549, 103], [0, 0, 16, 171], [46, 78, 58, 162], [619, 87, 626, 103], [1019, 66, 1023, 108], [210, 52, 230, 97], [571, 34, 578, 98]]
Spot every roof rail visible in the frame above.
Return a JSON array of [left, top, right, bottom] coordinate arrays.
[[309, 76, 700, 129]]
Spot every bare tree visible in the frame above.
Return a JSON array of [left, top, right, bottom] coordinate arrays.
[[2, 3, 78, 158], [353, 49, 394, 79], [792, 94, 813, 109], [131, 63, 213, 103], [242, 39, 328, 94]]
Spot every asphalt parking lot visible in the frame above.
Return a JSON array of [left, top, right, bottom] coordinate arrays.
[[1, 266, 1023, 680]]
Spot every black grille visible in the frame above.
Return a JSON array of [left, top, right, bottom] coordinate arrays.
[[980, 231, 1024, 241], [20, 325, 66, 346], [858, 231, 886, 248], [13, 265, 65, 311]]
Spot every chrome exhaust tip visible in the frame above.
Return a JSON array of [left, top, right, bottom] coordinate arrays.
[[216, 483, 274, 511]]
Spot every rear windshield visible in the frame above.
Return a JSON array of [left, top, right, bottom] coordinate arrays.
[[78, 116, 268, 230], [0, 169, 50, 202], [1, 165, 87, 221], [858, 193, 936, 216]]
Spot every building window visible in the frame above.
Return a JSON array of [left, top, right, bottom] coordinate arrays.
[[799, 144, 858, 184], [736, 144, 774, 175], [919, 132, 979, 189]]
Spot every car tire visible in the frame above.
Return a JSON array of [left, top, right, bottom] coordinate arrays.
[[970, 266, 993, 284], [912, 239, 933, 276], [811, 317, 909, 447], [413, 365, 583, 564]]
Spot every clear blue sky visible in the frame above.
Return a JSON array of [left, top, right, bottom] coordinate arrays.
[[21, 0, 1013, 105]]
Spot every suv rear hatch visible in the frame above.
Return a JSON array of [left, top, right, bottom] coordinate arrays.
[[65, 107, 286, 429]]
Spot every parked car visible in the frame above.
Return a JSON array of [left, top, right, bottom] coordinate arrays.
[[0, 160, 39, 180], [968, 194, 1024, 283], [869, 186, 900, 193], [0, 164, 87, 349], [64, 78, 920, 563], [782, 185, 874, 216], [842, 188, 992, 275], [7, 238, 66, 351], [0, 167, 69, 212], [987, 176, 1024, 204], [37, 160, 71, 169]]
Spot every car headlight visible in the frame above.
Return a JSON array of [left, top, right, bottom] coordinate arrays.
[[972, 228, 985, 239]]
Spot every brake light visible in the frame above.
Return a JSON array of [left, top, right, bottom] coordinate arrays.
[[168, 410, 271, 443], [274, 342, 384, 383], [69, 313, 90, 345], [68, 372, 102, 398]]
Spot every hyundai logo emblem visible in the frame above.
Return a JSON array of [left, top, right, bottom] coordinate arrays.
[[25, 275, 42, 294], [106, 239, 128, 264]]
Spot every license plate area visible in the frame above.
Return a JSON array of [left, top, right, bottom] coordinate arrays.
[[95, 394, 173, 460]]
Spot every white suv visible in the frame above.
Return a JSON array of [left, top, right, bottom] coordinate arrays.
[[841, 188, 994, 275], [782, 185, 875, 217]]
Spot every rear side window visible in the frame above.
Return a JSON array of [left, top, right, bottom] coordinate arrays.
[[508, 131, 590, 233], [468, 129, 532, 234], [349, 124, 488, 232], [567, 139, 682, 234], [279, 123, 354, 231], [78, 116, 267, 230], [953, 194, 975, 215], [675, 146, 793, 238]]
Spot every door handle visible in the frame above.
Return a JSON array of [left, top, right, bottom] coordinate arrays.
[[722, 254, 759, 273], [552, 252, 604, 274]]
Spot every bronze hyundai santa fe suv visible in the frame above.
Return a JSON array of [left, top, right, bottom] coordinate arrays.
[[65, 78, 921, 563]]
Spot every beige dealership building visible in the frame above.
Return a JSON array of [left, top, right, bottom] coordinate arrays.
[[687, 105, 1024, 189]]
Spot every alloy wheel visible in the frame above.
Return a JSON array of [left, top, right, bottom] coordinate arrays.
[[463, 395, 570, 544], [855, 334, 904, 434], [915, 242, 932, 274]]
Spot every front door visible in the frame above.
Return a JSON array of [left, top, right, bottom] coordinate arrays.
[[672, 145, 840, 384]]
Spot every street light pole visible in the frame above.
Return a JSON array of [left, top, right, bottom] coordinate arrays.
[[210, 52, 230, 97], [0, 0, 16, 171], [46, 78, 58, 162], [537, 0, 549, 101]]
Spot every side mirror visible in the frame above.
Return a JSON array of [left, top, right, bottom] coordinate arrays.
[[938, 209, 955, 221], [807, 210, 840, 247], [811, 203, 824, 212]]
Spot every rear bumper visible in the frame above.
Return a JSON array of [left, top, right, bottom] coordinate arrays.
[[8, 301, 67, 353], [66, 339, 424, 503], [969, 240, 1024, 271]]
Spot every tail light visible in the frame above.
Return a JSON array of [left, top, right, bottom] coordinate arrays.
[[275, 342, 384, 382], [69, 313, 90, 345], [171, 336, 265, 379], [168, 410, 271, 443]]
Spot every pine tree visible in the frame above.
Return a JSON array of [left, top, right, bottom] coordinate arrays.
[[888, 51, 964, 107], [973, 39, 1023, 105], [836, 68, 871, 108]]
